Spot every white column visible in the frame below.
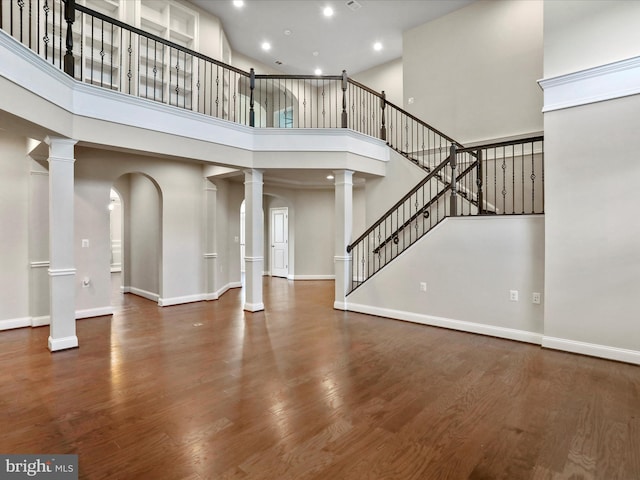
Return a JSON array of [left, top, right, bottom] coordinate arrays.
[[45, 136, 78, 351], [244, 169, 264, 312], [204, 179, 218, 300], [334, 170, 353, 310]]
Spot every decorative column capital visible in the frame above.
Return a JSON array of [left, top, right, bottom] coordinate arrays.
[[45, 136, 78, 162]]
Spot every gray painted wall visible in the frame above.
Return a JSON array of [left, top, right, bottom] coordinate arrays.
[[348, 216, 545, 338], [403, 0, 543, 144], [0, 133, 29, 322]]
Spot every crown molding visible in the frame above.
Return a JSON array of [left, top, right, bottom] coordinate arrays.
[[539, 56, 640, 112]]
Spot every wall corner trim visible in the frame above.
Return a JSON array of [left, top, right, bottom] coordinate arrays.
[[542, 336, 640, 365], [159, 294, 207, 307], [539, 56, 640, 112]]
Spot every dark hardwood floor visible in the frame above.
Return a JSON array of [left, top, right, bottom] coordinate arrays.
[[1, 276, 638, 479]]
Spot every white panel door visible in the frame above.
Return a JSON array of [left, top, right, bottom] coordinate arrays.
[[271, 207, 288, 278]]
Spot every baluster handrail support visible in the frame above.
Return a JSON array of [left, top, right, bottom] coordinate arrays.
[[63, 0, 75, 76]]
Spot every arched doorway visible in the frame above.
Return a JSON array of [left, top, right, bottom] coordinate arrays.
[[112, 172, 163, 303]]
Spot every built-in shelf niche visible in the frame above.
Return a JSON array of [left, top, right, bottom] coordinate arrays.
[[137, 0, 199, 108]]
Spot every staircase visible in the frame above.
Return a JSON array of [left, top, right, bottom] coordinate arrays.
[[347, 136, 544, 293], [0, 0, 545, 296]]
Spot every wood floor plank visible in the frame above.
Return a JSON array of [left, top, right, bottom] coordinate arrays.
[[0, 275, 639, 479]]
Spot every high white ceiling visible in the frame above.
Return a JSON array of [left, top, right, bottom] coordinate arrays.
[[189, 0, 474, 76]]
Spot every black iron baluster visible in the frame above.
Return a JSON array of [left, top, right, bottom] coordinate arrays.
[[18, 0, 24, 44], [321, 79, 326, 128], [36, 0, 42, 54], [145, 36, 150, 100], [29, 0, 33, 49], [341, 70, 348, 128], [90, 16, 94, 83], [43, 0, 49, 60], [540, 140, 544, 212], [530, 140, 536, 213], [99, 19, 104, 86], [203, 60, 208, 115], [196, 59, 201, 112], [80, 8, 84, 81], [477, 150, 484, 214], [450, 144, 458, 217], [126, 30, 132, 94], [110, 22, 114, 88], [57, 0, 61, 68], [215, 65, 219, 117], [512, 144, 516, 214]]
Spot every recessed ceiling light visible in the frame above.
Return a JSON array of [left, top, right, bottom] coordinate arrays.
[[314, 68, 322, 75], [261, 42, 271, 51], [232, 0, 244, 7], [323, 6, 334, 17], [373, 42, 383, 51], [327, 174, 334, 180]]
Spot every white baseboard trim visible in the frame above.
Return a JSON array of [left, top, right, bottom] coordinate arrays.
[[0, 317, 32, 331], [334, 301, 347, 311], [110, 266, 122, 273], [208, 281, 243, 301], [244, 302, 265, 312], [288, 275, 335, 280], [48, 335, 79, 351], [542, 336, 640, 365], [127, 287, 159, 302], [346, 302, 543, 345], [32, 315, 50, 327], [121, 286, 130, 294], [76, 307, 114, 319], [159, 294, 207, 307]]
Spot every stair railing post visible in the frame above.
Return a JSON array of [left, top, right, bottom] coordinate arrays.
[[63, 0, 75, 77], [450, 144, 458, 216], [249, 68, 255, 127], [341, 70, 348, 128], [380, 90, 387, 142], [476, 149, 484, 214]]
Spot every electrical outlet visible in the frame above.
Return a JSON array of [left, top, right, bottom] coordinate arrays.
[[82, 239, 89, 248], [509, 290, 519, 302], [532, 292, 541, 304], [419, 282, 427, 292]]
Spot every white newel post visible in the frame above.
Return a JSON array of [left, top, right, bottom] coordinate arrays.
[[46, 136, 78, 352], [334, 170, 353, 310], [244, 169, 264, 312]]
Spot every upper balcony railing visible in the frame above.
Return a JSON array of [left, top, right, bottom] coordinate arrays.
[[0, 0, 458, 161]]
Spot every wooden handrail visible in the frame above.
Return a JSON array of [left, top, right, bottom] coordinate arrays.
[[73, 2, 251, 77], [347, 78, 462, 147], [372, 160, 479, 253], [456, 135, 544, 153], [347, 155, 451, 252]]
